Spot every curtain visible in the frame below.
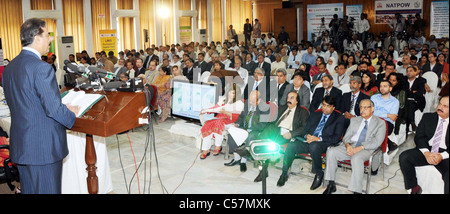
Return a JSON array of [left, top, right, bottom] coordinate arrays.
[[226, 0, 252, 36], [0, 0, 23, 60], [196, 0, 207, 30], [91, 0, 111, 53], [211, 0, 222, 43], [62, 0, 86, 54], [117, 0, 135, 50], [30, 0, 57, 39], [160, 0, 174, 46], [139, 0, 155, 48]]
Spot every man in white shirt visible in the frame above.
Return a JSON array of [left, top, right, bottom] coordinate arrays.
[[346, 34, 364, 54], [399, 96, 449, 194], [232, 58, 248, 93], [356, 13, 370, 46], [333, 63, 350, 88], [220, 52, 231, 69], [271, 53, 286, 75], [287, 47, 302, 69], [323, 45, 338, 63], [396, 55, 411, 75]]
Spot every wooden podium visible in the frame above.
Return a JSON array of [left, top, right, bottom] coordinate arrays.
[[62, 88, 146, 194]]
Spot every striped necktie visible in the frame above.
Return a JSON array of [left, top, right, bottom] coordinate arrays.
[[431, 119, 445, 153], [356, 120, 368, 147], [313, 115, 328, 138]]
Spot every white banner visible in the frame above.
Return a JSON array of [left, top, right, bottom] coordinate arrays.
[[306, 3, 344, 41], [430, 1, 449, 39], [374, 0, 423, 24]]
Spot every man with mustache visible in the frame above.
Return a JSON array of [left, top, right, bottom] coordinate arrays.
[[251, 91, 310, 182], [399, 96, 449, 194]]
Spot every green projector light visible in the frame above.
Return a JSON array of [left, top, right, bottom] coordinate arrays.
[[249, 140, 281, 161]]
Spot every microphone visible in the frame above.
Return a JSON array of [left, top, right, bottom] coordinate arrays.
[[87, 66, 115, 79], [64, 60, 83, 73]]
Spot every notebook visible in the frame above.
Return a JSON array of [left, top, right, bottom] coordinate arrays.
[[61, 89, 105, 117]]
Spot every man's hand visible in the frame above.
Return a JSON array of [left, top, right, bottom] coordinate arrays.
[[66, 104, 80, 116], [344, 112, 355, 120], [424, 152, 443, 165], [283, 132, 292, 140], [387, 114, 398, 122]]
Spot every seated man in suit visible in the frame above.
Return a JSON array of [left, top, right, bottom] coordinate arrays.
[[371, 80, 400, 152], [243, 53, 257, 75], [194, 52, 209, 74], [224, 90, 271, 172], [282, 72, 310, 109], [340, 76, 370, 129], [399, 96, 449, 194], [256, 53, 272, 77], [275, 68, 290, 106], [182, 58, 196, 82], [135, 58, 146, 75], [422, 52, 444, 86], [277, 96, 345, 189], [405, 66, 426, 133], [323, 99, 387, 194], [310, 74, 342, 113], [243, 68, 277, 103], [251, 90, 310, 182]]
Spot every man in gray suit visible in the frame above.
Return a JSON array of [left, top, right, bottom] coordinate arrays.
[[323, 99, 386, 194], [280, 72, 310, 109]]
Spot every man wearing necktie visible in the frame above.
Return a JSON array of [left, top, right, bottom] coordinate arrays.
[[399, 96, 449, 194], [323, 99, 386, 194], [277, 96, 344, 189], [252, 91, 309, 182], [225, 90, 270, 172]]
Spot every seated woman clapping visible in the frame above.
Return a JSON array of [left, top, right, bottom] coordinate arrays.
[[199, 85, 244, 159]]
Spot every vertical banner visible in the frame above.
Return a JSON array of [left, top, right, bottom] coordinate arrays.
[[99, 30, 118, 57], [374, 0, 423, 24], [346, 4, 363, 20], [430, 1, 449, 39], [48, 32, 55, 56], [180, 26, 192, 45], [306, 3, 344, 41]]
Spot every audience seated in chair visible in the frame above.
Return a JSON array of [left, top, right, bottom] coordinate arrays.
[[399, 96, 449, 194], [323, 99, 387, 194], [371, 80, 400, 152], [309, 73, 342, 113], [278, 95, 344, 189], [153, 66, 172, 122], [340, 75, 370, 129]]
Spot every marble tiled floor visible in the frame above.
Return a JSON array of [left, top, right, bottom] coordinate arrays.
[[105, 117, 412, 194]]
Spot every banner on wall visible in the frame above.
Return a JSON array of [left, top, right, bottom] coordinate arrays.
[[374, 0, 423, 24], [346, 4, 363, 33], [306, 3, 344, 41], [180, 26, 192, 45], [99, 30, 118, 57], [430, 1, 449, 39]]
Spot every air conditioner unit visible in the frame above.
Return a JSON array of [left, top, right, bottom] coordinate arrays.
[[197, 29, 207, 43], [57, 36, 75, 69]]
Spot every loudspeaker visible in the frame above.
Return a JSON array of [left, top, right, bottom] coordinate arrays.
[[144, 29, 149, 43], [282, 1, 292, 8]]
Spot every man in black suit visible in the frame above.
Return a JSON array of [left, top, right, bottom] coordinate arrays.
[[136, 58, 146, 75], [277, 96, 345, 189], [340, 76, 370, 129], [405, 66, 426, 132], [244, 18, 252, 47], [224, 90, 271, 172], [275, 68, 290, 106], [256, 53, 271, 77], [194, 52, 209, 74], [253, 91, 310, 182], [309, 74, 342, 113], [399, 96, 449, 194], [243, 53, 257, 75], [182, 58, 195, 82], [422, 52, 444, 87]]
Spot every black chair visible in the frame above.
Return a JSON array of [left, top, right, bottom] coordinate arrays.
[[0, 144, 20, 192]]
